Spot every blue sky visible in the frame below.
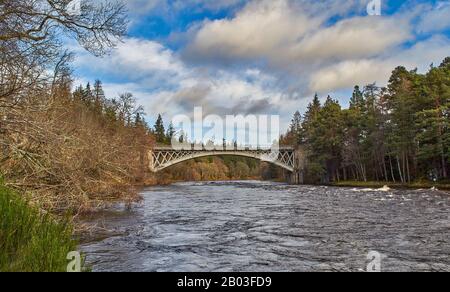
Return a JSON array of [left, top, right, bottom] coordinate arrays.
[[71, 0, 450, 136]]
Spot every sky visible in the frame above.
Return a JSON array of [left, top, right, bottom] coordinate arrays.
[[71, 0, 450, 138]]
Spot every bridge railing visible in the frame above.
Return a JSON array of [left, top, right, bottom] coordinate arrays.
[[152, 145, 295, 151]]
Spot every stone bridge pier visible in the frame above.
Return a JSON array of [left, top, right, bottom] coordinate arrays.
[[286, 147, 306, 185]]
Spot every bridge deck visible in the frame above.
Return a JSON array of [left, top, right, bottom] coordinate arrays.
[[153, 146, 295, 151]]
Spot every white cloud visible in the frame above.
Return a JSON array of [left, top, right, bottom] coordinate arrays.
[[113, 39, 184, 74], [187, 0, 321, 62], [310, 60, 391, 93], [187, 0, 411, 67], [184, 0, 450, 96], [74, 38, 188, 90], [310, 35, 450, 92], [73, 37, 289, 126], [417, 2, 450, 34], [73, 0, 450, 134], [287, 17, 411, 62], [150, 68, 285, 117]]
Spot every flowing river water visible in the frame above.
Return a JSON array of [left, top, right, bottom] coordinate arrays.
[[80, 181, 450, 272]]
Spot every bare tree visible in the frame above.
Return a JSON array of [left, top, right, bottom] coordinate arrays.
[[0, 0, 127, 55], [0, 0, 127, 109], [0, 0, 140, 213]]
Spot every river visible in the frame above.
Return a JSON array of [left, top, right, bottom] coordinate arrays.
[[80, 181, 449, 272]]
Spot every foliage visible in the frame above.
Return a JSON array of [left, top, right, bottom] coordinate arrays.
[[283, 57, 450, 184], [0, 0, 147, 213], [0, 80, 154, 213], [0, 181, 79, 272], [156, 156, 262, 183]]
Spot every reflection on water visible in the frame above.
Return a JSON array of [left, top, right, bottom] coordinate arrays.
[[80, 181, 450, 272]]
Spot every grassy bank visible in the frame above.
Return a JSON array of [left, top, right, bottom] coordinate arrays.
[[333, 180, 450, 191], [0, 180, 79, 272]]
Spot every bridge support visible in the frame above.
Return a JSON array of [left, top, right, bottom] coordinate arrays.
[[288, 170, 304, 185], [287, 147, 305, 185]]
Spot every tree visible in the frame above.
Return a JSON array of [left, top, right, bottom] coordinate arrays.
[[154, 114, 166, 144], [314, 96, 344, 182], [234, 161, 251, 179], [439, 57, 450, 69], [134, 113, 146, 129], [283, 57, 450, 184], [415, 61, 450, 178], [0, 1, 161, 213], [290, 111, 303, 145], [166, 122, 176, 144], [302, 94, 321, 144], [385, 67, 420, 183], [82, 82, 94, 106], [0, 0, 127, 110], [93, 80, 106, 113], [363, 83, 389, 182], [350, 85, 365, 110], [116, 92, 144, 126], [73, 85, 85, 102], [0, 0, 127, 55]]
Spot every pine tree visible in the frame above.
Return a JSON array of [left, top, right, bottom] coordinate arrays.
[[315, 96, 344, 182], [154, 114, 166, 144], [363, 83, 387, 181], [285, 56, 450, 184], [302, 94, 321, 145], [350, 85, 365, 110], [73, 85, 84, 102], [104, 98, 119, 124], [166, 122, 175, 144], [415, 61, 450, 178], [93, 80, 105, 114], [134, 112, 144, 128], [83, 82, 94, 106], [439, 57, 450, 69], [385, 67, 419, 183], [289, 111, 302, 145]]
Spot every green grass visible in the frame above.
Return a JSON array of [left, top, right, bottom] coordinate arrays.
[[0, 179, 80, 272]]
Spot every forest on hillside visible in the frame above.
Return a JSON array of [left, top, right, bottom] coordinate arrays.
[[282, 58, 450, 185]]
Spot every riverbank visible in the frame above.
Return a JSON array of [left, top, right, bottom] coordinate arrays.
[[0, 180, 80, 272], [333, 180, 450, 191]]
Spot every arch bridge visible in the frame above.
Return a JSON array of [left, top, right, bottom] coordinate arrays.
[[149, 146, 305, 184]]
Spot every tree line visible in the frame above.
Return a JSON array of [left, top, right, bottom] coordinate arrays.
[[155, 156, 263, 184], [282, 58, 450, 184], [0, 0, 157, 213]]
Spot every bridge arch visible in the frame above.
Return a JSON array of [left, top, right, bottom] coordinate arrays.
[[149, 148, 296, 173]]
